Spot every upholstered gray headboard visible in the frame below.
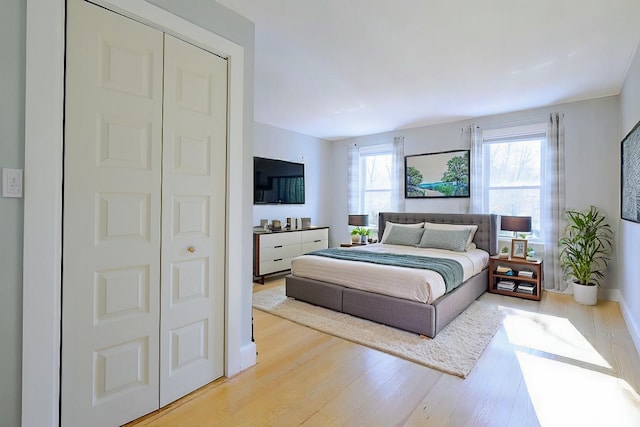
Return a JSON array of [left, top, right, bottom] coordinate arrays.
[[378, 212, 498, 255]]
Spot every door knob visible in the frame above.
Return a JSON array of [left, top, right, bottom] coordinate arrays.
[[187, 246, 196, 253]]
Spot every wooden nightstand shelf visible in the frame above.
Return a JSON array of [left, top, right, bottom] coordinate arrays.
[[488, 255, 542, 301]]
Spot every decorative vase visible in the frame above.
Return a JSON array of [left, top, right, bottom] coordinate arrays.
[[351, 235, 360, 243], [572, 282, 598, 305], [360, 235, 368, 244]]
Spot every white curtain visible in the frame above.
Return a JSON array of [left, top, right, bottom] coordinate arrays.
[[543, 112, 566, 291], [464, 124, 484, 213], [347, 144, 360, 215], [391, 136, 405, 212]]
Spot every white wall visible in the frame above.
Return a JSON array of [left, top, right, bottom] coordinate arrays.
[[253, 122, 332, 233], [330, 96, 620, 286], [0, 1, 25, 425], [618, 46, 640, 352]]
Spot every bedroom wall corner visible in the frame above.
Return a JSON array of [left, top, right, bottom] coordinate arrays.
[[328, 140, 350, 247], [618, 43, 640, 357], [252, 122, 332, 233]]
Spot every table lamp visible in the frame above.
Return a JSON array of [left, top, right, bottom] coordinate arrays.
[[501, 215, 532, 258], [500, 215, 532, 237], [348, 214, 369, 244]]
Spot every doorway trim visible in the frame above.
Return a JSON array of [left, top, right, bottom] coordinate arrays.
[[22, 1, 250, 426]]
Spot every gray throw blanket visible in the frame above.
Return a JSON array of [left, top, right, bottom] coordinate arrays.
[[308, 248, 464, 293]]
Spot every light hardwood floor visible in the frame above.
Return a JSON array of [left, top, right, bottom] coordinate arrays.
[[129, 278, 640, 426]]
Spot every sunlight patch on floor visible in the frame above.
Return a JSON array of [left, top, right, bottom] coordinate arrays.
[[502, 308, 640, 425], [516, 351, 640, 426], [502, 308, 610, 369]]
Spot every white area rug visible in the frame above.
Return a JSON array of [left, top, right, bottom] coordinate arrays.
[[253, 285, 505, 378]]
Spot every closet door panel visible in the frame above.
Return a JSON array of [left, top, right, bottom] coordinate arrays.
[[62, 1, 163, 426], [160, 34, 228, 406]]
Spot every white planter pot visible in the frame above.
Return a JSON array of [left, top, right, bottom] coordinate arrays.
[[572, 282, 598, 305]]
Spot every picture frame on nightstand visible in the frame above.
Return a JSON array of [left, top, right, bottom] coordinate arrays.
[[511, 239, 527, 259]]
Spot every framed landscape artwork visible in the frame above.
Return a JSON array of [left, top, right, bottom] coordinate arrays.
[[405, 149, 470, 198], [621, 120, 640, 223]]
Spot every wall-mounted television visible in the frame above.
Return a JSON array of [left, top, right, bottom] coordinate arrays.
[[254, 156, 305, 204]]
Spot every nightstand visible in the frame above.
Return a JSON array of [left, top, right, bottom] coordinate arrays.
[[488, 255, 542, 301]]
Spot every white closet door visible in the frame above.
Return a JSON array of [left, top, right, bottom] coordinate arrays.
[[62, 0, 163, 426], [159, 34, 227, 406]]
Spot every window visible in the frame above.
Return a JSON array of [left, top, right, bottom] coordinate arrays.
[[482, 125, 546, 241], [358, 144, 393, 233]]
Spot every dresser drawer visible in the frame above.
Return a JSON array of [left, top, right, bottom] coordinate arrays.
[[259, 257, 295, 275], [301, 228, 328, 244], [260, 244, 300, 262], [259, 231, 301, 248], [301, 240, 327, 254], [254, 227, 330, 281]]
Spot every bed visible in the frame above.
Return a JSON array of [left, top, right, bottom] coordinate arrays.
[[285, 212, 498, 337]]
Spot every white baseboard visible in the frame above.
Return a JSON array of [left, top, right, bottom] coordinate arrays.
[[598, 287, 621, 302], [240, 342, 257, 371], [617, 295, 640, 359], [580, 288, 640, 358]]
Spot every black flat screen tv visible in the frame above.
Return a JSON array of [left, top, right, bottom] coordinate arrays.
[[254, 156, 305, 204]]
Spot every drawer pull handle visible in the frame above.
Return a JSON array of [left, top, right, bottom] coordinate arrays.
[[274, 245, 283, 248], [314, 239, 321, 242], [274, 258, 283, 262], [187, 246, 196, 253]]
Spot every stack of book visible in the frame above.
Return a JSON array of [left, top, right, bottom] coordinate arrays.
[[495, 265, 513, 275], [518, 270, 534, 278], [497, 280, 516, 291], [517, 283, 536, 294]]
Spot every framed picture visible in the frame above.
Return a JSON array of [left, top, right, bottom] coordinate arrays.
[[405, 149, 470, 198], [511, 239, 528, 259], [621, 119, 640, 223]]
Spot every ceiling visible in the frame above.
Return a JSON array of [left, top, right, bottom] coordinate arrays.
[[217, 0, 640, 141]]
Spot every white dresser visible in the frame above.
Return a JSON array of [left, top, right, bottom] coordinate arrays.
[[253, 227, 329, 283]]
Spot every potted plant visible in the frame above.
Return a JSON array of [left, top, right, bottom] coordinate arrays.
[[526, 246, 536, 261], [360, 228, 371, 244], [499, 246, 509, 258], [559, 206, 613, 305], [350, 227, 370, 244], [350, 228, 360, 243]]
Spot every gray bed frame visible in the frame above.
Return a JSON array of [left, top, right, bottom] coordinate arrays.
[[285, 212, 498, 338]]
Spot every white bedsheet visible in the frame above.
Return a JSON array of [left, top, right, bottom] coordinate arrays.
[[290, 243, 489, 304]]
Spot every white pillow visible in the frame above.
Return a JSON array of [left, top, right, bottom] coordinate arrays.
[[380, 221, 424, 244], [423, 222, 478, 251]]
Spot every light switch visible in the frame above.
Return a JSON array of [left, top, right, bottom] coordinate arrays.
[[2, 168, 23, 198]]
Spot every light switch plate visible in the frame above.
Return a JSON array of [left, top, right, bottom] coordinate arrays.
[[2, 168, 23, 198]]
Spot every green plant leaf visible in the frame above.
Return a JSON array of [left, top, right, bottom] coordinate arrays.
[[559, 206, 613, 286]]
